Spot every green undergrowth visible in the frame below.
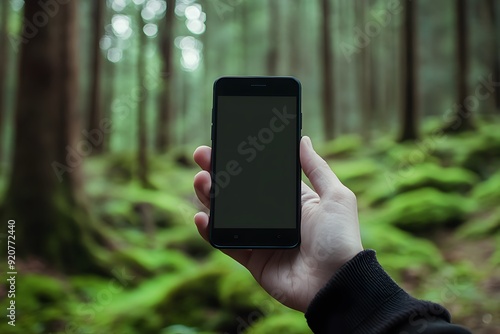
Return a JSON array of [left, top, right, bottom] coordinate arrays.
[[6, 118, 500, 332]]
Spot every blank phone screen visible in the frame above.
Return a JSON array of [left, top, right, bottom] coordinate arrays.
[[213, 96, 298, 229]]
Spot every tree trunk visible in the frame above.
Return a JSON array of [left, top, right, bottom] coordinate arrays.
[[398, 0, 418, 142], [288, 1, 301, 77], [266, 0, 279, 75], [2, 0, 104, 273], [358, 1, 371, 141], [321, 0, 334, 140], [87, 0, 105, 154], [444, 0, 474, 132], [0, 1, 9, 162], [156, 0, 175, 153], [137, 7, 151, 188], [487, 0, 500, 112]]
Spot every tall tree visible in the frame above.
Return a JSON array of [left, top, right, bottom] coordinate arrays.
[[266, 0, 279, 75], [88, 0, 105, 153], [487, 0, 500, 112], [358, 1, 372, 141], [0, 1, 9, 161], [2, 0, 104, 273], [137, 8, 151, 188], [398, 0, 418, 142], [156, 0, 175, 153], [445, 0, 474, 132], [288, 0, 301, 76], [320, 0, 334, 140]]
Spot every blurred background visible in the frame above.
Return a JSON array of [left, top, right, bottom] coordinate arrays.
[[0, 0, 499, 333]]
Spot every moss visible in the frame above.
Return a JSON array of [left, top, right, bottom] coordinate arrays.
[[115, 248, 196, 276], [457, 208, 500, 239], [0, 274, 72, 333], [156, 225, 213, 259], [360, 219, 443, 279], [380, 188, 475, 232], [156, 268, 233, 332], [91, 273, 186, 332], [472, 170, 500, 208], [318, 134, 363, 158], [393, 163, 478, 193], [244, 312, 312, 334], [327, 158, 379, 194], [217, 268, 269, 311]]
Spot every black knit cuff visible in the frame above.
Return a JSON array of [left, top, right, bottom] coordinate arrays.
[[305, 250, 450, 334]]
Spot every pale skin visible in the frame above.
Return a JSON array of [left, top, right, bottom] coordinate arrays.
[[193, 136, 364, 313]]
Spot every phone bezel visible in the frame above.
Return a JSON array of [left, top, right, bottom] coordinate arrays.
[[209, 76, 301, 249]]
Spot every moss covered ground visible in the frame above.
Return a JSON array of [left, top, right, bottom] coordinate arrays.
[[1, 118, 500, 333]]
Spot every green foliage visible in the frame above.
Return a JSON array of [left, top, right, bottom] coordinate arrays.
[[457, 208, 500, 239], [472, 170, 500, 208], [380, 188, 475, 231], [318, 134, 363, 158], [0, 274, 71, 334], [392, 163, 478, 193], [244, 312, 312, 334], [360, 219, 443, 279], [217, 267, 270, 311], [115, 248, 196, 276], [156, 268, 233, 332], [157, 225, 213, 259]]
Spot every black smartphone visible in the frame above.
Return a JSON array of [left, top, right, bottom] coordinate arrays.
[[209, 76, 301, 248]]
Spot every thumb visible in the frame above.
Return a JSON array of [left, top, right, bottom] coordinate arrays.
[[300, 136, 342, 197]]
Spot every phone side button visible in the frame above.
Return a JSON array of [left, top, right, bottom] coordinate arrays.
[[300, 113, 302, 129], [211, 124, 213, 139]]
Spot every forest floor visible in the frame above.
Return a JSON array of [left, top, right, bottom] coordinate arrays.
[[1, 117, 500, 334]]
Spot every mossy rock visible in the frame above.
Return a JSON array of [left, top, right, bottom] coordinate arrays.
[[157, 268, 233, 332], [157, 225, 213, 259], [0, 274, 72, 333], [361, 177, 397, 207], [318, 134, 363, 158], [431, 130, 500, 176], [360, 219, 443, 279], [380, 188, 475, 232], [382, 141, 441, 167], [244, 312, 312, 334], [457, 207, 500, 239], [217, 268, 270, 311], [327, 158, 379, 194], [472, 170, 500, 208], [391, 163, 478, 194], [115, 248, 195, 276]]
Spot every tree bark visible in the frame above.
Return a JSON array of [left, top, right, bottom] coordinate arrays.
[[321, 0, 334, 140], [398, 0, 418, 142], [156, 0, 175, 153], [0, 1, 9, 161], [88, 0, 105, 154], [358, 1, 372, 141], [137, 7, 151, 188], [487, 0, 500, 112], [288, 1, 301, 77], [2, 0, 104, 273], [266, 0, 279, 75], [444, 0, 474, 132]]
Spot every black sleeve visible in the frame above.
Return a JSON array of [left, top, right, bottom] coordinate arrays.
[[305, 250, 471, 334]]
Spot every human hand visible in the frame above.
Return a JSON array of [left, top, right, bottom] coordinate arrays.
[[193, 136, 363, 312]]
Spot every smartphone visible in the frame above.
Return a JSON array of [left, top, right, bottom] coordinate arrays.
[[209, 76, 301, 248]]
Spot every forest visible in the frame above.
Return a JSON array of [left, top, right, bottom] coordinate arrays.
[[0, 0, 499, 333]]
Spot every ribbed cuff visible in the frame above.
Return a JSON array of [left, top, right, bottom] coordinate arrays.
[[305, 250, 450, 334]]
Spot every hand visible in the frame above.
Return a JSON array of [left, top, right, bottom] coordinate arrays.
[[192, 136, 363, 312]]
